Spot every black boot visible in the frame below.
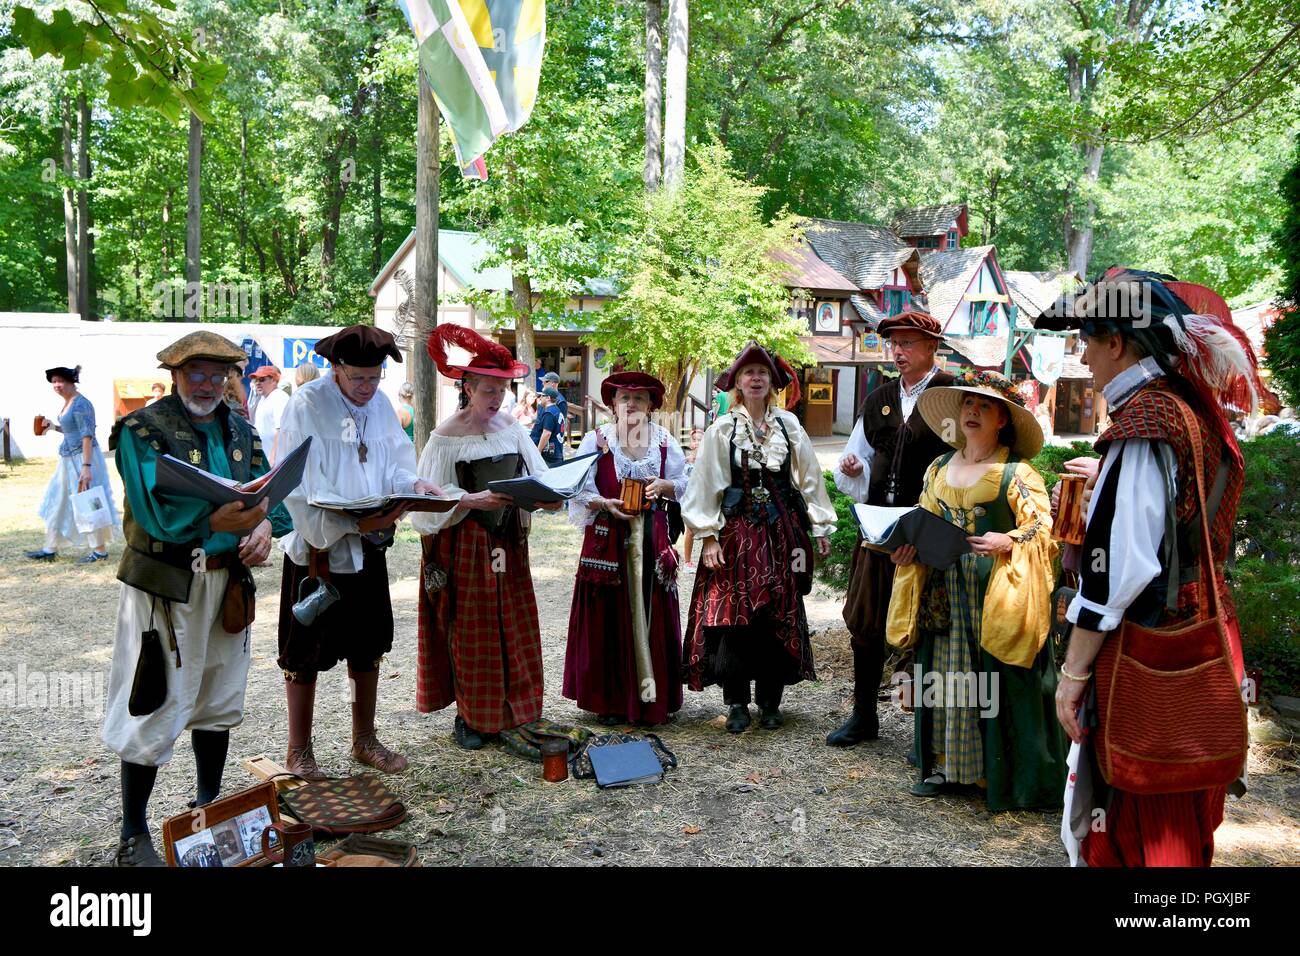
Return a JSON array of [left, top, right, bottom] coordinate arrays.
[[826, 645, 880, 747], [454, 715, 487, 750], [759, 705, 784, 730], [725, 705, 751, 734]]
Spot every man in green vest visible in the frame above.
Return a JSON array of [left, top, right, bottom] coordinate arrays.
[[101, 331, 292, 867]]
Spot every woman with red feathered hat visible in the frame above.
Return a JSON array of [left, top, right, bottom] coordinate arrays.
[[1039, 268, 1259, 867], [562, 371, 688, 726], [680, 341, 837, 733], [411, 325, 561, 751]]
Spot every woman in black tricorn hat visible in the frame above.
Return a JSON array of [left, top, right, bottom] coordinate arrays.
[[680, 342, 837, 732], [27, 365, 120, 563]]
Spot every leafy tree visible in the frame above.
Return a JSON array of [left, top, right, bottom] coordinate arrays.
[[1265, 130, 1300, 405], [586, 141, 811, 413]]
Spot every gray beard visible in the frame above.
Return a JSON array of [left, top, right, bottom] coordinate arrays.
[[181, 395, 222, 418]]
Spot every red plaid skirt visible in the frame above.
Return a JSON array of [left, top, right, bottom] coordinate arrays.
[[416, 518, 544, 732]]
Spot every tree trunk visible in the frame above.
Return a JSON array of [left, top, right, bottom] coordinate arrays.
[[77, 91, 95, 321], [644, 0, 664, 192], [372, 90, 385, 277], [239, 115, 248, 274], [510, 244, 537, 375], [413, 70, 440, 458], [186, 108, 203, 311], [61, 94, 78, 315], [663, 0, 688, 187], [1066, 142, 1104, 277]]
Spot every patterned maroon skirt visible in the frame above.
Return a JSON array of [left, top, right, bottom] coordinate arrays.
[[683, 481, 814, 692], [416, 517, 544, 733]]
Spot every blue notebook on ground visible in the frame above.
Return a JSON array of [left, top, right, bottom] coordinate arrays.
[[586, 740, 665, 788]]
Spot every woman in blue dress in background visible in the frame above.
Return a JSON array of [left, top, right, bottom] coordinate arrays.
[[26, 365, 120, 563]]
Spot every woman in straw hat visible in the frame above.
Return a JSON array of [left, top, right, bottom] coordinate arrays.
[[886, 369, 1066, 809], [562, 371, 687, 726], [412, 325, 559, 750], [680, 342, 837, 733]]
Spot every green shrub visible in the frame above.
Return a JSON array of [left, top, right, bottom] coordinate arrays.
[[1231, 557, 1300, 697], [1235, 432, 1300, 561], [817, 470, 858, 592], [1028, 440, 1100, 494]]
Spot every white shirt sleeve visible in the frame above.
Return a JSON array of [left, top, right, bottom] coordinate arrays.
[[567, 429, 602, 530], [1067, 438, 1176, 632], [834, 417, 875, 502]]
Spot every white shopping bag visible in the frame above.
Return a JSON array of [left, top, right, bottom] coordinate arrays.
[[72, 486, 113, 533], [1061, 740, 1082, 867]]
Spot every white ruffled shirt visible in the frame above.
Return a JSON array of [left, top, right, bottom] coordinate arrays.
[[410, 416, 548, 535], [278, 372, 419, 573], [681, 403, 837, 539], [568, 422, 689, 530]]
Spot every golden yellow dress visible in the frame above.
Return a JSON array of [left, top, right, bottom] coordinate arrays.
[[886, 446, 1067, 810]]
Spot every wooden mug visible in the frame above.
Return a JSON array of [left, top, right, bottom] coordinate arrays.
[[262, 821, 315, 867], [619, 477, 648, 514], [1054, 474, 1087, 546], [34, 415, 49, 436]]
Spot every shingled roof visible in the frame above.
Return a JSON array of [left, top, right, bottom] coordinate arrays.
[[771, 239, 858, 294], [892, 204, 967, 238], [918, 245, 998, 330], [847, 292, 887, 326], [1004, 269, 1082, 328], [804, 219, 919, 291]]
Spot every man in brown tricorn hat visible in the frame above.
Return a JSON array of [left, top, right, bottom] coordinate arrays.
[[101, 331, 293, 865], [827, 308, 955, 746]]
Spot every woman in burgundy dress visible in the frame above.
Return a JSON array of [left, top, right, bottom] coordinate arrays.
[[563, 372, 688, 725], [681, 343, 837, 732]]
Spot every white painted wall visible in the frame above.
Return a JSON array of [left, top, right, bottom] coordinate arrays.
[[0, 313, 382, 458]]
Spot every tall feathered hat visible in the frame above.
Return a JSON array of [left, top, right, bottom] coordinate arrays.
[[427, 324, 529, 380]]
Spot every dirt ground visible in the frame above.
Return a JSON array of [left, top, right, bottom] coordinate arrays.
[[1, 456, 1297, 867]]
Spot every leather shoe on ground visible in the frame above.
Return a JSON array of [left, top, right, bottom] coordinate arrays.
[[454, 715, 487, 750], [114, 833, 164, 867], [724, 705, 751, 734], [825, 708, 878, 747], [286, 741, 330, 781], [24, 549, 56, 561], [77, 551, 109, 564], [759, 706, 784, 730]]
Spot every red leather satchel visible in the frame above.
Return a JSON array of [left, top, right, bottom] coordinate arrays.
[[1092, 400, 1248, 794]]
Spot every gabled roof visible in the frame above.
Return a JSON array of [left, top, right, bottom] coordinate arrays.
[[804, 219, 919, 291], [892, 204, 968, 238], [848, 292, 887, 326], [918, 244, 999, 330], [771, 240, 858, 295], [1004, 269, 1082, 328], [943, 334, 1010, 370]]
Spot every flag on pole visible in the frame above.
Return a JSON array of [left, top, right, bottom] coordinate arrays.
[[397, 0, 509, 179], [460, 0, 547, 134]]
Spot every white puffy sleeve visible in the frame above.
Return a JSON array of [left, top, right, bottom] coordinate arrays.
[[278, 397, 360, 551], [785, 412, 837, 538], [567, 429, 602, 530], [410, 434, 468, 535], [680, 417, 733, 540], [833, 417, 875, 502]]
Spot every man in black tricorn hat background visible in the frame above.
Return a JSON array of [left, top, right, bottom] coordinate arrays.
[[275, 325, 442, 779], [827, 308, 955, 747], [101, 331, 293, 866]]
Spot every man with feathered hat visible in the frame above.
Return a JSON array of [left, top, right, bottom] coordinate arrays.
[[1042, 268, 1256, 867], [275, 325, 442, 779]]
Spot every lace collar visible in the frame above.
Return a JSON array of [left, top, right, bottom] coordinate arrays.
[[732, 401, 787, 472], [599, 422, 666, 481]]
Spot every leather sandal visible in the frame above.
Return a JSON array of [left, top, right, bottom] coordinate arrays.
[[352, 733, 408, 773], [286, 741, 330, 782], [114, 833, 164, 867], [725, 705, 751, 734]]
